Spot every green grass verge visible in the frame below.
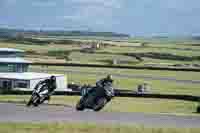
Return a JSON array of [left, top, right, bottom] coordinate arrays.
[[30, 65, 200, 95], [0, 122, 199, 133], [0, 95, 199, 115], [66, 73, 200, 96], [30, 65, 200, 81]]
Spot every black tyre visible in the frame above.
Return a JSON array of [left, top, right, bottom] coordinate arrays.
[[26, 95, 35, 107], [76, 98, 85, 111], [39, 96, 47, 105], [26, 99, 33, 107], [93, 98, 107, 112], [33, 102, 39, 107], [32, 95, 40, 107]]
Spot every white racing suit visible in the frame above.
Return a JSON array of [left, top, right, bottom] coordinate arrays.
[[35, 84, 50, 101], [39, 89, 49, 97]]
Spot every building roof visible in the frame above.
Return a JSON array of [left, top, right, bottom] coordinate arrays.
[[0, 72, 64, 80], [0, 48, 24, 53], [0, 57, 31, 64]]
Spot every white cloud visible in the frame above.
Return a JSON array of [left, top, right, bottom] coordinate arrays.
[[60, 0, 124, 31], [6, 0, 17, 4], [75, 0, 123, 18], [69, 0, 123, 9], [1, 0, 17, 6], [63, 15, 81, 20], [31, 1, 57, 7]]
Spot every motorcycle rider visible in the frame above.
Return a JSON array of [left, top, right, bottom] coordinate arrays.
[[96, 75, 113, 87], [76, 75, 115, 111], [95, 74, 115, 101], [34, 75, 57, 101], [81, 75, 114, 99]]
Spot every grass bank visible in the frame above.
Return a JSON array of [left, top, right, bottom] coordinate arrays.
[[30, 66, 200, 95], [0, 123, 199, 133], [0, 95, 199, 115]]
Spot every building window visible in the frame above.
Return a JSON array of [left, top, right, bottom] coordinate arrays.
[[18, 82, 28, 88], [8, 64, 15, 72], [0, 64, 28, 73], [14, 80, 29, 88], [1, 80, 12, 90]]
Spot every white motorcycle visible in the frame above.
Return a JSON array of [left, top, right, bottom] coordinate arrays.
[[26, 84, 50, 107]]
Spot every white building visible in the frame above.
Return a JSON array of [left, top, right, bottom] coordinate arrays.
[[0, 48, 68, 91]]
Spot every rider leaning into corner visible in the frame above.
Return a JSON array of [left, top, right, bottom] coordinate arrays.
[[95, 74, 115, 101], [34, 75, 57, 101]]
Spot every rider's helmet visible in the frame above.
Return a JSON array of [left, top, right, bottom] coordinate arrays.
[[106, 74, 113, 82], [50, 75, 56, 82]]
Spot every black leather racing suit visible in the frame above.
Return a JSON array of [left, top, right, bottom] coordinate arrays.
[[95, 78, 115, 101]]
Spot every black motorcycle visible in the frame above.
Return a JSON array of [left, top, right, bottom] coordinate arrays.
[[26, 84, 49, 107], [76, 83, 114, 111]]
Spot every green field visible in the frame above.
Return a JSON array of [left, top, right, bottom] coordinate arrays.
[[30, 65, 200, 80], [30, 65, 200, 95], [0, 37, 200, 115], [0, 122, 199, 133], [1, 38, 200, 65], [68, 73, 200, 95]]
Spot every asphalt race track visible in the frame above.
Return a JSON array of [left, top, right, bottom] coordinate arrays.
[[0, 103, 200, 128]]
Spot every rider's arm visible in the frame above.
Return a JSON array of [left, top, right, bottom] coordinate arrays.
[[37, 80, 46, 86], [48, 81, 57, 94], [96, 79, 104, 87], [48, 90, 55, 96], [34, 79, 48, 90], [104, 82, 115, 97], [34, 81, 42, 90]]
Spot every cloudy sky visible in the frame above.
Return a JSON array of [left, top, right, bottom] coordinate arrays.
[[0, 0, 200, 36]]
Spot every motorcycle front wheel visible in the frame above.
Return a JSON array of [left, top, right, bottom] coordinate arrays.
[[93, 98, 107, 112], [76, 98, 85, 111], [31, 94, 40, 107], [26, 97, 33, 107]]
